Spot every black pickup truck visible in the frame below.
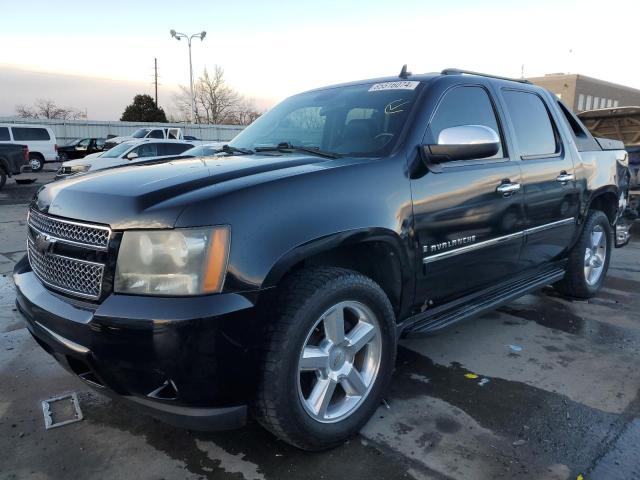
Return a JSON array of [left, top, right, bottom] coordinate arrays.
[[14, 68, 632, 450], [0, 143, 29, 189]]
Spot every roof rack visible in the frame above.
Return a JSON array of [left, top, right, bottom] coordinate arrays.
[[441, 68, 530, 84]]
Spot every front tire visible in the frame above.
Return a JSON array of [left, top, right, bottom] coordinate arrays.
[[29, 154, 44, 172], [555, 210, 613, 298], [253, 267, 397, 451]]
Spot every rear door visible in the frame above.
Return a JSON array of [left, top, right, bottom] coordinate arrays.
[[412, 82, 526, 304], [499, 89, 579, 267]]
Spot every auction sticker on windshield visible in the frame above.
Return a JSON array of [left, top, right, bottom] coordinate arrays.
[[369, 81, 419, 91]]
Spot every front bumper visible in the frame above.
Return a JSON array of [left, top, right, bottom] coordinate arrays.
[[13, 255, 258, 431]]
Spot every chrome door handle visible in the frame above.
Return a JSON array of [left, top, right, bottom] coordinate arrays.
[[496, 182, 521, 196], [556, 173, 575, 183]]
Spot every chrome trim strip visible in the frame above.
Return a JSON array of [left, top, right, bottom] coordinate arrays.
[[422, 217, 576, 264], [28, 209, 111, 251], [423, 231, 524, 264], [523, 217, 575, 235], [35, 321, 90, 354]]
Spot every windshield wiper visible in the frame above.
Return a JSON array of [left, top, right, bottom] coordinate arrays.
[[255, 142, 340, 159], [220, 144, 254, 155]]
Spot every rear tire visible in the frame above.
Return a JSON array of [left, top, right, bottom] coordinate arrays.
[[29, 154, 44, 172], [253, 267, 397, 451], [554, 210, 612, 299]]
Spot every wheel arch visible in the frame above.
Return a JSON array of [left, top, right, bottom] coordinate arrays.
[[584, 187, 619, 225], [262, 228, 413, 318]]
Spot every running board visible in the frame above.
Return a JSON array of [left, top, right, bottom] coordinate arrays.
[[401, 266, 566, 337]]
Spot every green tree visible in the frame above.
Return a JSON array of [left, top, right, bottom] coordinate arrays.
[[120, 94, 167, 122]]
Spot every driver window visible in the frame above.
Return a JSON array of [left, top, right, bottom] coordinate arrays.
[[429, 86, 504, 159], [78, 139, 90, 148], [133, 144, 158, 158]]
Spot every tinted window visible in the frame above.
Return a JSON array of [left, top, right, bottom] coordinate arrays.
[[78, 138, 90, 148], [159, 143, 192, 155], [430, 86, 504, 158], [0, 127, 9, 141], [12, 127, 51, 141], [96, 138, 105, 148], [503, 90, 557, 157], [148, 129, 164, 139]]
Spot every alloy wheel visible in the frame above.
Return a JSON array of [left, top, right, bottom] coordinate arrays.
[[297, 300, 382, 423], [584, 224, 607, 286]]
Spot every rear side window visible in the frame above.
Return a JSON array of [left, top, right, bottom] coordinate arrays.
[[0, 127, 9, 141], [159, 143, 192, 155], [503, 90, 557, 158], [429, 86, 504, 158], [12, 127, 51, 141], [148, 129, 164, 139]]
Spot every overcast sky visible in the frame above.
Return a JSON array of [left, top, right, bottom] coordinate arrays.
[[1, 0, 638, 120]]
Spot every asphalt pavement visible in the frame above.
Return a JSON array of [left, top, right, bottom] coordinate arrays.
[[1, 177, 640, 479]]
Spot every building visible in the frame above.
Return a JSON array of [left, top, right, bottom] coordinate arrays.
[[527, 73, 640, 113]]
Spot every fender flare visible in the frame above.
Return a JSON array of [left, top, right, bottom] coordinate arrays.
[[262, 227, 412, 291]]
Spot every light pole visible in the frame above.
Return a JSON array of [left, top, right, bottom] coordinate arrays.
[[170, 29, 206, 123]]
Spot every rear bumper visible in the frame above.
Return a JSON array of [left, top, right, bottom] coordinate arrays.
[[13, 255, 258, 431]]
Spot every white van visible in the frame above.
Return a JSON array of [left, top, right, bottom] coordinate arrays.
[[0, 124, 58, 172]]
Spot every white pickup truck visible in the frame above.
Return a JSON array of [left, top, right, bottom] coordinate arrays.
[[103, 127, 188, 150]]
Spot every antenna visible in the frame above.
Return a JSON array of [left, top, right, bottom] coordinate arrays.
[[399, 64, 411, 79]]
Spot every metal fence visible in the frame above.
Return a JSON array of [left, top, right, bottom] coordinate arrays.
[[0, 117, 245, 145]]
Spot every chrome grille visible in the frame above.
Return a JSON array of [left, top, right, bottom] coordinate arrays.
[[28, 208, 110, 250], [27, 238, 104, 300]]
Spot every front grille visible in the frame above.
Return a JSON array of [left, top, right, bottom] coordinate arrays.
[[27, 209, 111, 300], [27, 238, 104, 300], [28, 208, 110, 250]]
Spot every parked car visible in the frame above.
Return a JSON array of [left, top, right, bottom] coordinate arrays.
[[0, 143, 29, 189], [0, 124, 57, 172], [103, 127, 184, 150], [14, 68, 632, 451], [57, 138, 106, 161], [56, 139, 194, 177]]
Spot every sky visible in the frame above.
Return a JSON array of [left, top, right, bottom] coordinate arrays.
[[1, 0, 639, 120]]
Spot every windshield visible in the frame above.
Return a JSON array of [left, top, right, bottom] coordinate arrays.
[[101, 142, 134, 158], [65, 138, 81, 146], [230, 81, 423, 156], [131, 128, 151, 138]]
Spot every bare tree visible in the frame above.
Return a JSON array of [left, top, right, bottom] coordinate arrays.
[[174, 66, 261, 125], [15, 99, 86, 120]]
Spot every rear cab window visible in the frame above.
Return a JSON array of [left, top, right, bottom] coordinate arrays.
[[502, 90, 558, 159]]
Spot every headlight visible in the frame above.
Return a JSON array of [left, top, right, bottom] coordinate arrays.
[[114, 226, 230, 296], [66, 164, 91, 174]]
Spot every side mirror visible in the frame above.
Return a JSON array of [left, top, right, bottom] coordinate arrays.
[[126, 152, 139, 160], [423, 125, 500, 162]]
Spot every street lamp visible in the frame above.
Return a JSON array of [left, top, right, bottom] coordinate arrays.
[[170, 29, 207, 123]]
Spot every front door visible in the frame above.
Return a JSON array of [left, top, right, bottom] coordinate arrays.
[[412, 84, 526, 306], [499, 89, 579, 269]]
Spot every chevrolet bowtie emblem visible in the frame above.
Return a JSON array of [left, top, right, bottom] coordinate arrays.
[[35, 233, 56, 254]]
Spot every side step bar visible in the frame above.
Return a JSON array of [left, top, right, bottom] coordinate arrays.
[[400, 266, 566, 337]]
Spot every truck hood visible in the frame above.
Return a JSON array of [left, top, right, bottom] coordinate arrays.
[[34, 154, 332, 229]]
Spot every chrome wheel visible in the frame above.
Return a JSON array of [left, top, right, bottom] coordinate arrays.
[[584, 224, 607, 286], [297, 300, 382, 423], [30, 157, 42, 171]]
